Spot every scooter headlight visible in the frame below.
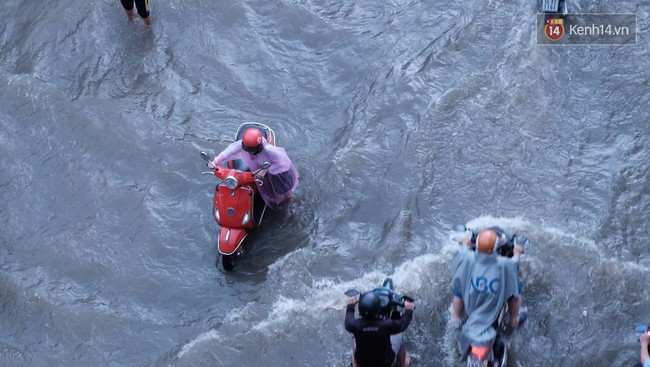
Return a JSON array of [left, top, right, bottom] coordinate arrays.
[[241, 211, 250, 225], [223, 176, 238, 190]]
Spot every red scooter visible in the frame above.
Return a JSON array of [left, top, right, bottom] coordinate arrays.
[[201, 122, 276, 271]]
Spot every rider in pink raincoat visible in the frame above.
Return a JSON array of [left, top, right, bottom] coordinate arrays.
[[210, 128, 299, 208]]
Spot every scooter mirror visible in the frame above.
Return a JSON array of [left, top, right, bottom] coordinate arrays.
[[453, 224, 467, 232], [344, 289, 359, 297], [382, 278, 394, 290], [200, 152, 211, 162], [260, 162, 271, 170]]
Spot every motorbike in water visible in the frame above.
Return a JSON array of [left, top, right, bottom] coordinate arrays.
[[200, 122, 276, 271], [344, 278, 415, 367], [452, 225, 531, 367]]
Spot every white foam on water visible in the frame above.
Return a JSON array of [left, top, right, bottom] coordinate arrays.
[[463, 215, 604, 256], [266, 246, 314, 274], [175, 252, 453, 358], [442, 304, 463, 366], [255, 252, 455, 332], [178, 329, 221, 358], [464, 215, 529, 230], [176, 215, 623, 361], [601, 256, 649, 273]]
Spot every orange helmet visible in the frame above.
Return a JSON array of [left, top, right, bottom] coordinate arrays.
[[242, 129, 263, 153], [476, 229, 498, 253]]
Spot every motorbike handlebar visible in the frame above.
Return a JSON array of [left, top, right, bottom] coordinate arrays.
[[200, 151, 270, 185], [343, 277, 415, 311], [453, 225, 531, 256]]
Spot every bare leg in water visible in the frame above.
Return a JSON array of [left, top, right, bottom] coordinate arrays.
[[121, 0, 152, 26], [397, 345, 411, 367], [125, 8, 135, 20]]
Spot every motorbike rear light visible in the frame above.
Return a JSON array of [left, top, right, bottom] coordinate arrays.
[[469, 345, 490, 364], [241, 211, 250, 225], [224, 176, 238, 190]]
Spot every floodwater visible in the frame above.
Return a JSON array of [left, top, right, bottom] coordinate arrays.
[[0, 0, 648, 366]]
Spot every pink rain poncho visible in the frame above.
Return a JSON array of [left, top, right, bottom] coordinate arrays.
[[212, 138, 299, 207]]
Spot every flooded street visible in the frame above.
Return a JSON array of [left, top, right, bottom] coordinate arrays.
[[1, 0, 648, 366]]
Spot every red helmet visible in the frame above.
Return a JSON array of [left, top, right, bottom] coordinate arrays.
[[242, 129, 263, 153]]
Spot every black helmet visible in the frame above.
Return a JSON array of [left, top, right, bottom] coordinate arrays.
[[358, 292, 380, 319]]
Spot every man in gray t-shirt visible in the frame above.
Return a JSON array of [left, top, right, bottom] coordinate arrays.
[[450, 229, 524, 355]]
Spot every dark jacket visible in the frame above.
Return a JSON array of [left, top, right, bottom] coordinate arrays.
[[344, 304, 413, 367]]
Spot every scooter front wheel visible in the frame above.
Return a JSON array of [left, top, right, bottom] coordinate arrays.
[[222, 254, 234, 271]]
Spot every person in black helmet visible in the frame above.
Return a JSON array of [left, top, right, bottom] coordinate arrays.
[[345, 291, 415, 367]]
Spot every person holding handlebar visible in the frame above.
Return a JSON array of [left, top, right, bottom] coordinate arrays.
[[450, 228, 526, 356], [209, 128, 298, 209], [345, 290, 415, 367]]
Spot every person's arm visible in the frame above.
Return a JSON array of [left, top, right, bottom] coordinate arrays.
[[210, 141, 242, 167], [344, 296, 359, 332], [399, 301, 415, 331], [260, 145, 296, 174], [378, 301, 415, 334], [640, 332, 650, 365], [395, 309, 414, 332], [376, 310, 413, 335]]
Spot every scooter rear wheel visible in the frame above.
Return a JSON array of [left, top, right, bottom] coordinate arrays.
[[222, 254, 234, 271]]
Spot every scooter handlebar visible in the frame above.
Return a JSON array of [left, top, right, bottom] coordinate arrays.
[[393, 295, 416, 310], [342, 289, 414, 305], [209, 164, 257, 183], [343, 278, 415, 312], [200, 152, 256, 183], [453, 225, 532, 254]]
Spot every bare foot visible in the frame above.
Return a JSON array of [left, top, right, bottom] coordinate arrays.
[[144, 16, 152, 26]]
